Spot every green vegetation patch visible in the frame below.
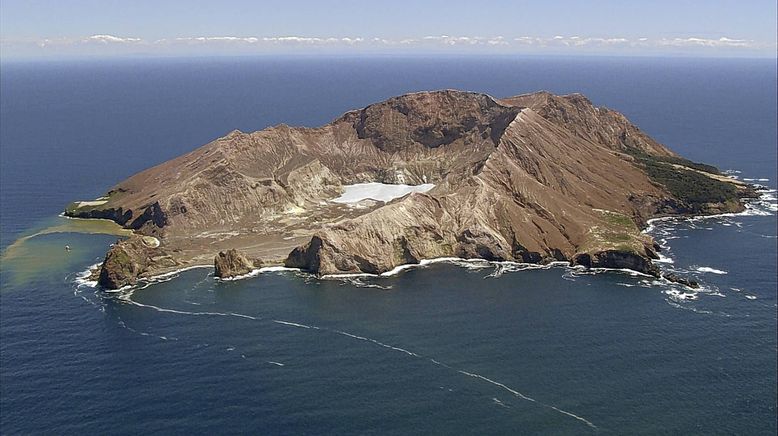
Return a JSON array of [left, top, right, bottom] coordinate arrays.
[[641, 158, 738, 210], [597, 209, 638, 230], [580, 226, 644, 255], [65, 190, 125, 215], [113, 249, 131, 266], [65, 201, 87, 215], [651, 155, 720, 174], [625, 148, 739, 212], [626, 148, 722, 174], [580, 209, 646, 255]]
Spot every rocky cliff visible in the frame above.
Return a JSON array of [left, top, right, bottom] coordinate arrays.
[[65, 90, 755, 288]]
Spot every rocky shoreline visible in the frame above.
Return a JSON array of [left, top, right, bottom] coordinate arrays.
[[85, 197, 761, 289]]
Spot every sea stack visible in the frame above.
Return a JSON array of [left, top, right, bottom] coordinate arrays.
[[214, 249, 261, 279]]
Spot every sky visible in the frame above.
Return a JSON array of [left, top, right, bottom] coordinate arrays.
[[1, 0, 776, 58]]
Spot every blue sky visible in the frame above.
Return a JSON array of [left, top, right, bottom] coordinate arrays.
[[1, 0, 776, 58]]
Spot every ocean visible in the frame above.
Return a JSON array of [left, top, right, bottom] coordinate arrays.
[[1, 56, 776, 434]]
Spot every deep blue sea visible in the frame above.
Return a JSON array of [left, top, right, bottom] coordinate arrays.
[[1, 56, 776, 434]]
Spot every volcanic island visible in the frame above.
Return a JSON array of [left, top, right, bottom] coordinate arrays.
[[65, 90, 756, 289]]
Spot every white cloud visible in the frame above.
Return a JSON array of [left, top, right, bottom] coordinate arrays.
[[418, 35, 509, 46], [171, 36, 260, 43], [87, 34, 141, 44], [657, 36, 753, 47], [2, 33, 773, 57]]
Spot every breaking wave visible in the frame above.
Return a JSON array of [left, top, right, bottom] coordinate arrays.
[[74, 262, 101, 288], [216, 265, 302, 282]]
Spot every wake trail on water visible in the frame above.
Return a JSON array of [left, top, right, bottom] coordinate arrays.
[[117, 293, 260, 320], [327, 323, 592, 428], [85, 284, 598, 430], [272, 320, 319, 329], [456, 370, 596, 428]]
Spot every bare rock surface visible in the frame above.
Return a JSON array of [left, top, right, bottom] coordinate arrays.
[[98, 235, 171, 289], [67, 89, 756, 288], [214, 249, 261, 278]]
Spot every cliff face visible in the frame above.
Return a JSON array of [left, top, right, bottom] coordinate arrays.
[[65, 90, 753, 288]]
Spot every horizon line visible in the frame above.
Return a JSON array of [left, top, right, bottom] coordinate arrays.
[[2, 52, 777, 63], [2, 33, 776, 60]]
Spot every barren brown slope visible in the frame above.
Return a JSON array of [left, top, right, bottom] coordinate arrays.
[[285, 105, 668, 275], [65, 90, 754, 288], [501, 91, 676, 157]]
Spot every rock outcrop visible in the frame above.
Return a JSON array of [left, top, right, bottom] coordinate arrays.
[[98, 235, 156, 289], [662, 272, 700, 289], [572, 250, 660, 277], [214, 249, 261, 278], [67, 89, 756, 288]]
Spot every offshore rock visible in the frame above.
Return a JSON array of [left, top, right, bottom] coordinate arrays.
[[98, 235, 155, 289], [663, 272, 700, 289], [214, 249, 261, 278], [572, 250, 661, 277]]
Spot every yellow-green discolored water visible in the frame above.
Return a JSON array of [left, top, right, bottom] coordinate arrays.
[[1, 217, 131, 287]]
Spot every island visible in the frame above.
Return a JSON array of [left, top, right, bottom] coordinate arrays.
[[65, 90, 756, 289]]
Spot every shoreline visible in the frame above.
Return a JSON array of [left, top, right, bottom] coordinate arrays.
[[76, 185, 777, 296], [69, 184, 776, 293], [75, 256, 667, 292], [642, 186, 776, 234]]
